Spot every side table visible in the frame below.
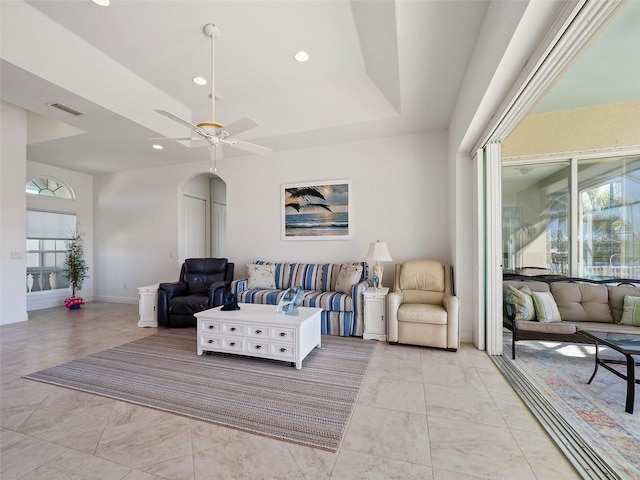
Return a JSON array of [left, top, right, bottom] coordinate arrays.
[[363, 287, 389, 341], [138, 283, 159, 328]]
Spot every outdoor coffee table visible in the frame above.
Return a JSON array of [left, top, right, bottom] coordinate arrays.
[[579, 330, 640, 414], [195, 303, 322, 369]]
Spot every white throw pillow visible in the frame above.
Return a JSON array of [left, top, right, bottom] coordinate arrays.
[[620, 295, 640, 326], [531, 291, 562, 323], [335, 264, 363, 294], [247, 263, 276, 289]]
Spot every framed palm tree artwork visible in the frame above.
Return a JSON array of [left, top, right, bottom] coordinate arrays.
[[281, 180, 352, 240]]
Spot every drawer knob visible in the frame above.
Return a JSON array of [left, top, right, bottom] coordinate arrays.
[[279, 332, 287, 337], [230, 342, 236, 347], [208, 339, 214, 344], [230, 327, 237, 332], [208, 325, 214, 329], [256, 344, 263, 350], [280, 347, 287, 353], [256, 329, 263, 334]]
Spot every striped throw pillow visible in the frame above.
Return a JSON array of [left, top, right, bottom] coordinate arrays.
[[531, 291, 562, 323]]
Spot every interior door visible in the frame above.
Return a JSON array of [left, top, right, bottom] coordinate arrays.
[[182, 195, 207, 260], [211, 202, 227, 257]]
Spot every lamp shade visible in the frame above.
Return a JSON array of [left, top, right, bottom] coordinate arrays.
[[366, 241, 392, 263]]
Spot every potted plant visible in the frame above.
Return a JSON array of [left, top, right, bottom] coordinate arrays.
[[63, 231, 89, 309]]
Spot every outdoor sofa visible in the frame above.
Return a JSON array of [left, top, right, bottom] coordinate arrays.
[[503, 274, 640, 358]]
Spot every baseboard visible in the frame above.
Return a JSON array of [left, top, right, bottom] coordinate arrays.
[[93, 295, 138, 305]]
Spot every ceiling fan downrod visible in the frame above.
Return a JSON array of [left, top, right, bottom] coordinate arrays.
[[200, 23, 223, 130]]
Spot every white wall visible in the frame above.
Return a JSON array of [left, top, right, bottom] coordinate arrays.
[[0, 102, 28, 325], [449, 0, 572, 347], [26, 161, 94, 310], [92, 131, 452, 316]]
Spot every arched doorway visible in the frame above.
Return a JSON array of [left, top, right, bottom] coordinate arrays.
[[179, 173, 227, 263]]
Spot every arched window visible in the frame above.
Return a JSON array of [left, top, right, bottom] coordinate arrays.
[[26, 176, 74, 199]]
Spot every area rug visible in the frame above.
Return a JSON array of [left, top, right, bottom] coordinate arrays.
[[24, 329, 374, 452], [505, 336, 639, 478]]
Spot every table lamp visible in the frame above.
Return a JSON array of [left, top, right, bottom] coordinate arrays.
[[366, 240, 392, 289]]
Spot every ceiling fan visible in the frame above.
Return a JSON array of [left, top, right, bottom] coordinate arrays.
[[154, 23, 271, 171]]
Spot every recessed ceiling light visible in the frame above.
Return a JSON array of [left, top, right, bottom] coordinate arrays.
[[91, 0, 110, 6], [193, 76, 207, 86], [294, 50, 309, 63], [152, 144, 164, 150]]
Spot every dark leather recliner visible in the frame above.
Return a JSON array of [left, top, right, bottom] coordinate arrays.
[[158, 258, 234, 328]]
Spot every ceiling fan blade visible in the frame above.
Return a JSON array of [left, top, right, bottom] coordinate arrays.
[[224, 117, 259, 136], [227, 139, 272, 156], [149, 137, 203, 142], [155, 110, 205, 135]]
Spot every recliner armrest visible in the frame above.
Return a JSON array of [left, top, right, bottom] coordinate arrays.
[[387, 292, 403, 342], [208, 280, 231, 308], [158, 281, 188, 298], [443, 293, 460, 350], [157, 281, 188, 327]]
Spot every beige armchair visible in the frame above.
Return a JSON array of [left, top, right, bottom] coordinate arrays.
[[387, 260, 459, 351]]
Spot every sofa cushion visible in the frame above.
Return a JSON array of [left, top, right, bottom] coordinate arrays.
[[531, 291, 562, 323], [302, 290, 354, 311], [247, 263, 276, 289], [607, 284, 640, 323], [506, 285, 536, 321], [620, 295, 640, 326], [289, 263, 325, 291], [515, 319, 576, 334], [237, 289, 353, 312], [550, 283, 612, 323], [335, 264, 364, 294]]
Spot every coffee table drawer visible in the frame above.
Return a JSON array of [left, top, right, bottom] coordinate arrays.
[[246, 340, 270, 354], [247, 325, 270, 338], [270, 342, 296, 359], [220, 337, 244, 352], [200, 321, 222, 334], [199, 334, 222, 349], [221, 322, 244, 336], [270, 327, 296, 341]]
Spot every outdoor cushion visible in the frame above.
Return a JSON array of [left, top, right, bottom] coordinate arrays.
[[620, 295, 640, 326], [531, 291, 562, 323], [550, 283, 612, 323], [607, 284, 640, 323], [506, 284, 536, 321]]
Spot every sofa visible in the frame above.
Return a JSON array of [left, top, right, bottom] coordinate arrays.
[[503, 274, 640, 358], [231, 261, 368, 336]]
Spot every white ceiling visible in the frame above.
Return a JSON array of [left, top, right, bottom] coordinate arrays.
[[1, 0, 489, 174], [1, 1, 637, 175]]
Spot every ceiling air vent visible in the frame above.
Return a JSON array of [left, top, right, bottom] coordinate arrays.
[[47, 102, 85, 117]]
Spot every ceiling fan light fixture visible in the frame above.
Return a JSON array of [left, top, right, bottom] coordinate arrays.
[[152, 144, 164, 150], [91, 0, 110, 6], [294, 50, 310, 63], [192, 76, 207, 86]]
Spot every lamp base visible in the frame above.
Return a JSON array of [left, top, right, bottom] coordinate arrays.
[[372, 264, 384, 289]]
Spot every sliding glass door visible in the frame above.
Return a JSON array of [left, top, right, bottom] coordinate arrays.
[[502, 155, 640, 280]]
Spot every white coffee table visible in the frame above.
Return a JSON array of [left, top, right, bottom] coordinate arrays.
[[195, 303, 322, 369]]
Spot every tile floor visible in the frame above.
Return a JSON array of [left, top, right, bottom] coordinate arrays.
[[0, 302, 580, 479]]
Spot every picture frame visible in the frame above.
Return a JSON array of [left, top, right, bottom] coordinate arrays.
[[281, 180, 352, 240]]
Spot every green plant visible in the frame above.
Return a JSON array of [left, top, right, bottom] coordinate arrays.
[[64, 231, 89, 297]]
